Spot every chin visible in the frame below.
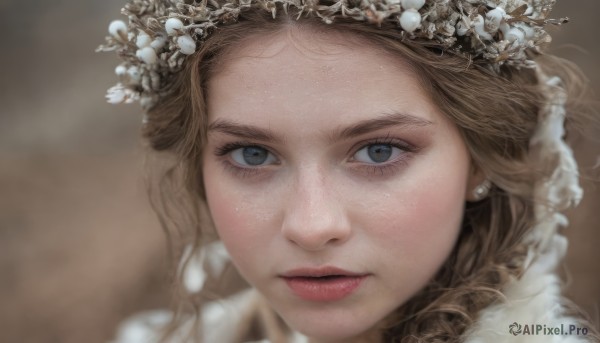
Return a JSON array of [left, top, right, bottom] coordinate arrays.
[[277, 305, 383, 342]]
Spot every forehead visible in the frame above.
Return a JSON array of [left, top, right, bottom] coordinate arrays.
[[213, 25, 398, 74], [206, 27, 441, 132]]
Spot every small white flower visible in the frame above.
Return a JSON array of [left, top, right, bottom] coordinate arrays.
[[500, 22, 510, 37], [456, 20, 469, 36], [485, 8, 505, 33], [150, 34, 167, 50], [115, 65, 128, 76], [106, 85, 127, 104], [136, 32, 152, 48], [473, 14, 493, 40], [108, 20, 127, 41], [177, 34, 196, 55], [400, 9, 421, 33], [136, 47, 158, 64], [106, 83, 137, 105], [505, 27, 525, 43], [165, 18, 184, 36], [127, 66, 142, 83], [401, 0, 425, 10], [513, 22, 535, 40], [488, 7, 506, 18]]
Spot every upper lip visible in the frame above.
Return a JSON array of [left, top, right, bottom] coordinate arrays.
[[280, 266, 366, 278]]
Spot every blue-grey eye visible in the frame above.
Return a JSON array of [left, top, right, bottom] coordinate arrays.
[[354, 144, 401, 164], [231, 146, 277, 166]]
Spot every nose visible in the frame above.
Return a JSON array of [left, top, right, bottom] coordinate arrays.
[[281, 167, 352, 252]]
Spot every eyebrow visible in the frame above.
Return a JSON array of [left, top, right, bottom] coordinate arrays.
[[207, 112, 433, 143]]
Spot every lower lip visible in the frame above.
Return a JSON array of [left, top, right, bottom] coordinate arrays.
[[283, 275, 368, 302]]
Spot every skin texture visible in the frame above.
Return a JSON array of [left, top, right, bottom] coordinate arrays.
[[202, 27, 483, 343]]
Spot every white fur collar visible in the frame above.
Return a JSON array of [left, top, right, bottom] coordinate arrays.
[[463, 234, 590, 343]]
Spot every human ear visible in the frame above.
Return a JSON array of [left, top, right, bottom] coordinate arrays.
[[465, 163, 490, 202]]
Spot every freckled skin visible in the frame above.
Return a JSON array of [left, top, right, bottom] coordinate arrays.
[[202, 28, 481, 343]]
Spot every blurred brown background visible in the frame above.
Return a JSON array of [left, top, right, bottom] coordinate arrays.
[[0, 1, 598, 343]]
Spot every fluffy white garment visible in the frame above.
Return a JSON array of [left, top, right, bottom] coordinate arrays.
[[463, 234, 590, 343]]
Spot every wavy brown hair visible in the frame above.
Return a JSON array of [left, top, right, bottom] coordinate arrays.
[[140, 5, 597, 342]]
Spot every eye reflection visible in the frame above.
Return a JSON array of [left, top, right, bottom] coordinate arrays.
[[354, 144, 402, 164]]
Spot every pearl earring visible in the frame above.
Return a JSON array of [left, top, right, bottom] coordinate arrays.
[[472, 179, 492, 201]]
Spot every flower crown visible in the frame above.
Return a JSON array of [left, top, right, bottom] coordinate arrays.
[[98, 0, 566, 109]]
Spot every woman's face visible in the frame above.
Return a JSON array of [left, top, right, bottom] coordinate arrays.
[[203, 28, 479, 342]]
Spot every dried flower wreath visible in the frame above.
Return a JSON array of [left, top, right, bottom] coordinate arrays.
[[97, 0, 566, 109]]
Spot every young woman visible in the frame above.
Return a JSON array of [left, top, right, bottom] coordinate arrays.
[[99, 0, 598, 341]]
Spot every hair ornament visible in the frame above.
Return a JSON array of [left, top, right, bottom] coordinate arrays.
[[97, 0, 567, 109]]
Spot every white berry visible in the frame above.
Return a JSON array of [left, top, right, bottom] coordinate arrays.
[[165, 18, 184, 36], [400, 9, 421, 33], [401, 0, 425, 10], [136, 47, 158, 64], [177, 35, 196, 55], [136, 32, 152, 48], [115, 65, 127, 76], [127, 66, 141, 83], [108, 20, 127, 41], [150, 34, 167, 50]]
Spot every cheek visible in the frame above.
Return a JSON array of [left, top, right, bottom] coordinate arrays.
[[205, 184, 255, 252], [395, 179, 464, 250], [371, 152, 468, 277], [403, 170, 465, 232], [203, 161, 276, 277]]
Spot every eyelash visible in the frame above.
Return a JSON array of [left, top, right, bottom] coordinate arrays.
[[213, 137, 418, 179], [212, 141, 264, 179], [349, 136, 416, 176]]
